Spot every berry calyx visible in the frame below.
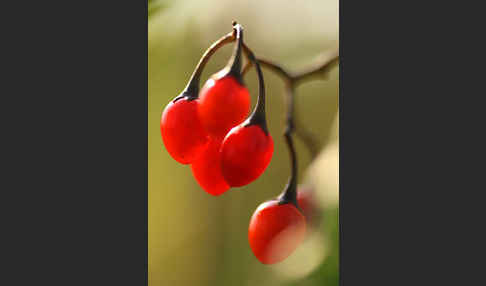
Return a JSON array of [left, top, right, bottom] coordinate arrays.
[[160, 91, 208, 164], [191, 138, 230, 196], [198, 23, 250, 139], [248, 200, 306, 264]]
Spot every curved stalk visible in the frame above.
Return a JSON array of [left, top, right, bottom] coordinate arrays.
[[225, 23, 244, 82], [278, 84, 299, 207], [243, 47, 268, 134], [181, 31, 235, 98]]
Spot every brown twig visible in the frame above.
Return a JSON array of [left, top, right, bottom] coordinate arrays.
[[241, 48, 338, 157], [292, 50, 339, 85], [241, 49, 338, 84]]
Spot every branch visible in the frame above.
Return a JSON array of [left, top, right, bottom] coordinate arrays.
[[292, 49, 339, 85], [242, 49, 339, 84], [241, 48, 338, 157]]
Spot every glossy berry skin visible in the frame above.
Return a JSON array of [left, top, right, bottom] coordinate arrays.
[[191, 139, 230, 196], [220, 125, 273, 187], [198, 75, 251, 139], [248, 200, 306, 264], [161, 97, 208, 164]]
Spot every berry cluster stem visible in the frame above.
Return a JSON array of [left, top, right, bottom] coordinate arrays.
[[242, 50, 338, 157], [240, 45, 338, 208], [226, 23, 244, 82], [183, 31, 235, 97], [278, 84, 299, 207], [180, 22, 339, 208], [243, 46, 268, 134]]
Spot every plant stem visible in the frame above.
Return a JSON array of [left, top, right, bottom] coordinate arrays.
[[242, 50, 338, 83], [243, 46, 268, 134], [226, 23, 244, 82], [278, 84, 299, 207], [175, 22, 339, 209], [240, 49, 338, 207], [242, 50, 337, 156], [183, 31, 236, 96], [292, 50, 339, 85]]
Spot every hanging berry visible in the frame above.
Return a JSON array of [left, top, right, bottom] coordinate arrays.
[[220, 49, 274, 187], [160, 92, 208, 164], [248, 87, 308, 264], [248, 151, 307, 264], [220, 124, 274, 187], [160, 29, 235, 164], [198, 23, 250, 140], [191, 138, 230, 196], [248, 200, 306, 264]]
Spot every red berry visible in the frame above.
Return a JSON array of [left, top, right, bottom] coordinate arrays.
[[220, 125, 273, 187], [198, 75, 250, 139], [191, 138, 230, 196], [161, 97, 208, 164], [248, 200, 306, 264]]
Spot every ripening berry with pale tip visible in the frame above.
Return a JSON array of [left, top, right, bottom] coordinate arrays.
[[248, 200, 306, 264]]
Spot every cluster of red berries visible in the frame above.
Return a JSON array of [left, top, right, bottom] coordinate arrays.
[[160, 23, 322, 265], [161, 24, 273, 196]]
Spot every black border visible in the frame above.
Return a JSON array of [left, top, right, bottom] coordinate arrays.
[[3, 1, 148, 285], [338, 0, 467, 284]]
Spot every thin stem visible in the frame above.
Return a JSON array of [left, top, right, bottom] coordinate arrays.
[[183, 31, 236, 96], [278, 85, 298, 207], [226, 23, 243, 81], [285, 84, 295, 133], [242, 51, 335, 156], [294, 119, 319, 158], [279, 132, 299, 207], [241, 50, 338, 207], [292, 50, 339, 86], [244, 46, 268, 134], [242, 55, 293, 85], [242, 50, 338, 84]]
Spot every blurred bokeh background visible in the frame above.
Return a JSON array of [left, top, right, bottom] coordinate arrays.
[[149, 1, 339, 285]]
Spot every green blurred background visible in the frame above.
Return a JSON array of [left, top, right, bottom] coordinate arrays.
[[149, 1, 339, 285]]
